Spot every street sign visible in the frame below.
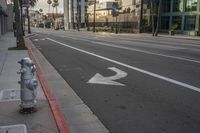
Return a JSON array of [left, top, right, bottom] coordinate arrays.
[[111, 10, 119, 17], [111, 2, 119, 10]]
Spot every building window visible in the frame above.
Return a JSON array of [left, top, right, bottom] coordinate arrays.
[[172, 16, 182, 30], [173, 0, 183, 12], [185, 0, 197, 11], [162, 0, 171, 12], [161, 16, 170, 30], [184, 16, 196, 30]]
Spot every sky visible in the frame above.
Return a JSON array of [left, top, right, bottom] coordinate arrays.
[[32, 0, 64, 14]]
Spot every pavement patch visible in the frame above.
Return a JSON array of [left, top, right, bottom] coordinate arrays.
[[0, 124, 27, 133], [0, 89, 20, 102]]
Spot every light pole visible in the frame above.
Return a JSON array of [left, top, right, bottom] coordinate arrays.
[[93, 0, 96, 32]]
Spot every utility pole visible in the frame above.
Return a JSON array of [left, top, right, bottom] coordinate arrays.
[[139, 0, 143, 33], [93, 0, 96, 32]]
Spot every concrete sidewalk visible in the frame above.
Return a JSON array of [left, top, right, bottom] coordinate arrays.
[[94, 32, 200, 41], [0, 32, 59, 133], [32, 27, 200, 41]]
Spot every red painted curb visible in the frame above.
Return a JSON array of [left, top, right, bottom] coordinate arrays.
[[25, 38, 70, 133]]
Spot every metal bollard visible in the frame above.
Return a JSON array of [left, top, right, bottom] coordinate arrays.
[[17, 57, 38, 112]]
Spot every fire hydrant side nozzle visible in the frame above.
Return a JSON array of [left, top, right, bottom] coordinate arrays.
[[17, 57, 38, 110]]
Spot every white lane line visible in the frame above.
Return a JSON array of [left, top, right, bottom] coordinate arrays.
[[46, 37, 200, 93], [33, 39, 39, 42], [91, 41, 200, 64], [28, 34, 39, 38], [60, 36, 200, 64]]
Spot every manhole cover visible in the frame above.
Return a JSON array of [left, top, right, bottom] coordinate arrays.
[[0, 124, 27, 133], [0, 89, 20, 102]]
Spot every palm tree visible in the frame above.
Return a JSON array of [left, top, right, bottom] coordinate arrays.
[[29, 0, 38, 7], [27, 0, 39, 33], [139, 0, 143, 33], [47, 0, 52, 14], [52, 0, 59, 29], [150, 0, 161, 36], [53, 0, 59, 17], [154, 0, 161, 36], [13, 0, 25, 48], [150, 0, 154, 35], [52, 3, 56, 20]]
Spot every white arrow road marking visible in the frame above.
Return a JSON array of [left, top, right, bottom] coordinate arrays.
[[33, 39, 39, 42], [88, 67, 127, 86], [41, 38, 46, 41], [46, 38, 200, 93]]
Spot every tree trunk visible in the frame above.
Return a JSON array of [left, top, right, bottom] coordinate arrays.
[[93, 0, 96, 32], [27, 7, 31, 34], [154, 0, 161, 36], [48, 4, 50, 13], [151, 0, 155, 36], [20, 0, 24, 35], [14, 0, 25, 48], [139, 0, 143, 33], [71, 0, 74, 29], [77, 0, 80, 31], [53, 7, 55, 28]]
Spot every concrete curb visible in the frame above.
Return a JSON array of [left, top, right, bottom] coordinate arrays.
[[86, 31, 200, 41], [24, 37, 71, 133]]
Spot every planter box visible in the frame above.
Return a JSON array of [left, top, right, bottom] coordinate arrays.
[[195, 31, 200, 36], [169, 31, 175, 35]]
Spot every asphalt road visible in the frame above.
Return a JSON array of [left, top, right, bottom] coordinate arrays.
[[30, 29, 200, 133]]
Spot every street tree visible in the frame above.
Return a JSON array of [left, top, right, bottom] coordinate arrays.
[[52, 2, 56, 20], [13, 0, 25, 48], [154, 0, 161, 36], [47, 0, 52, 13], [29, 0, 38, 7], [27, 0, 38, 33], [52, 0, 59, 29], [149, 0, 161, 36]]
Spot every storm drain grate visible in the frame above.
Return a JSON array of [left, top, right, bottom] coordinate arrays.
[[0, 89, 20, 102], [0, 124, 27, 133]]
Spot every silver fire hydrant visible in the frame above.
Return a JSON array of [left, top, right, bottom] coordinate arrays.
[[17, 57, 38, 111]]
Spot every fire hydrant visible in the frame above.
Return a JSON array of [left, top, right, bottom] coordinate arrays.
[[17, 57, 38, 111]]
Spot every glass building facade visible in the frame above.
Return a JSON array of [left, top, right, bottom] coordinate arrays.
[[161, 0, 200, 35]]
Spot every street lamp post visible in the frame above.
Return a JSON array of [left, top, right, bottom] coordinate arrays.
[[93, 0, 96, 32]]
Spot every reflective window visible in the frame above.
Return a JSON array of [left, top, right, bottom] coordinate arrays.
[[173, 0, 183, 12], [185, 0, 197, 11], [162, 0, 171, 12], [161, 16, 170, 30], [172, 16, 182, 30], [184, 16, 196, 30]]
